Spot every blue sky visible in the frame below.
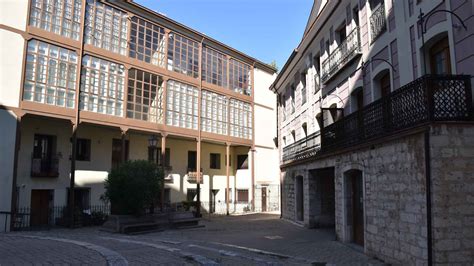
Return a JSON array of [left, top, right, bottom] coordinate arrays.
[[135, 0, 313, 70]]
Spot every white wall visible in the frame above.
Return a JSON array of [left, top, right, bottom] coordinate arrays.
[[0, 0, 28, 31], [0, 109, 17, 231], [0, 29, 24, 108]]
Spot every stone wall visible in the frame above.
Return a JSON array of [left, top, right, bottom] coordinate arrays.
[[281, 124, 474, 264], [430, 125, 474, 264], [282, 131, 429, 264]]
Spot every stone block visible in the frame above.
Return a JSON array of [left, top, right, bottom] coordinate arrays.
[[436, 239, 461, 251]]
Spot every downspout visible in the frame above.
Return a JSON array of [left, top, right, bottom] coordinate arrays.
[[424, 129, 433, 266]]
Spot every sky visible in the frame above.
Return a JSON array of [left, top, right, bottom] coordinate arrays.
[[135, 0, 313, 70]]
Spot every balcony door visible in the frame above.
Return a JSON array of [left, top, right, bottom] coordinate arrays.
[[111, 139, 129, 170], [32, 134, 57, 177], [429, 37, 451, 75]]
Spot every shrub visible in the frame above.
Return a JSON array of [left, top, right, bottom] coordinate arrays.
[[104, 160, 163, 216]]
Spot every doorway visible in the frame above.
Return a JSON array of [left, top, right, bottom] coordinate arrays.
[[344, 169, 364, 246], [111, 138, 129, 170], [295, 176, 304, 222], [261, 187, 267, 212], [30, 189, 53, 227], [308, 168, 336, 228]]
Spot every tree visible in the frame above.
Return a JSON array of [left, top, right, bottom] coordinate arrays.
[[269, 60, 279, 73], [104, 160, 163, 216]]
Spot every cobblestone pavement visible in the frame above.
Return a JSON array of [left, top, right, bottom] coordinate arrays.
[[0, 213, 383, 265]]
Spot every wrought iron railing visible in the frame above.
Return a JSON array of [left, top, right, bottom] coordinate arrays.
[[282, 131, 321, 163], [321, 27, 361, 83], [321, 75, 473, 151], [370, 3, 387, 43], [31, 154, 60, 177]]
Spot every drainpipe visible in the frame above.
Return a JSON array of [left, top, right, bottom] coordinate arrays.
[[424, 129, 433, 266]]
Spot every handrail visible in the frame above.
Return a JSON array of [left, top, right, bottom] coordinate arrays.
[[321, 27, 362, 83]]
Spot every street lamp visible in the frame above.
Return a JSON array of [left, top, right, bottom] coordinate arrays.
[[148, 135, 159, 149]]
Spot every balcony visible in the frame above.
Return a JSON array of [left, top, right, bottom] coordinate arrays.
[[31, 154, 60, 178], [321, 75, 473, 151], [370, 4, 387, 43], [282, 131, 321, 164], [321, 27, 362, 84], [281, 75, 472, 165]]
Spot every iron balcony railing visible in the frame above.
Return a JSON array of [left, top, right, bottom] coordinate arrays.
[[321, 27, 362, 84], [282, 131, 321, 164], [31, 154, 60, 177], [321, 75, 473, 151], [370, 3, 387, 43]]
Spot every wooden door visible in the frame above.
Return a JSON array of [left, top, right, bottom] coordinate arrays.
[[111, 139, 129, 170], [261, 187, 267, 212], [352, 175, 364, 246], [430, 37, 451, 75], [30, 190, 52, 226]]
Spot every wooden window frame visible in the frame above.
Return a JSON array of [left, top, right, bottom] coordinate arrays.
[[29, 0, 82, 40], [229, 99, 252, 139], [210, 153, 221, 169], [166, 80, 199, 130], [201, 90, 228, 135], [126, 68, 164, 123], [23, 40, 78, 109], [129, 16, 166, 67], [80, 55, 126, 117], [167, 32, 199, 78], [76, 138, 91, 161]]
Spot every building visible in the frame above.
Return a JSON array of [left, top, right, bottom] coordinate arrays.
[[0, 0, 279, 231], [271, 0, 473, 264]]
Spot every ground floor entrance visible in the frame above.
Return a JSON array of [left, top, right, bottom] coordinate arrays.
[[30, 189, 53, 227]]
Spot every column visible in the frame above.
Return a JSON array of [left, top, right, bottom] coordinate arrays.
[[251, 148, 256, 212], [226, 142, 230, 215], [160, 134, 167, 211], [196, 139, 201, 217], [69, 122, 78, 228], [120, 129, 127, 164]]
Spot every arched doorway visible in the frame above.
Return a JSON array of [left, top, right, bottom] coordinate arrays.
[[343, 169, 364, 246]]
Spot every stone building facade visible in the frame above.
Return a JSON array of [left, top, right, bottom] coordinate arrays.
[[271, 0, 474, 264]]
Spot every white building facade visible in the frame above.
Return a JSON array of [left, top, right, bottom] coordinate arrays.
[[0, 0, 279, 232]]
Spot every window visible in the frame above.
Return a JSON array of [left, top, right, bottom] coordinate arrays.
[[351, 87, 364, 112], [380, 72, 391, 98], [167, 33, 199, 78], [237, 155, 248, 169], [353, 6, 360, 27], [429, 37, 451, 75], [166, 80, 199, 129], [29, 0, 82, 40], [314, 55, 321, 94], [32, 134, 58, 177], [301, 72, 307, 105], [76, 138, 91, 161], [210, 153, 221, 169], [80, 55, 125, 116], [201, 90, 228, 135], [202, 46, 228, 87], [302, 123, 308, 138], [187, 151, 197, 171], [290, 85, 296, 114], [337, 24, 347, 44], [237, 189, 249, 203], [187, 188, 197, 202], [148, 147, 170, 167], [229, 99, 252, 139], [111, 139, 129, 170], [281, 95, 287, 121], [229, 59, 252, 96], [23, 40, 78, 108], [84, 0, 128, 55], [127, 69, 164, 123], [129, 16, 166, 67]]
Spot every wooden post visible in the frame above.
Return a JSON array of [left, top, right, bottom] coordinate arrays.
[[160, 134, 167, 211], [196, 139, 201, 217], [226, 142, 230, 215], [69, 124, 77, 228], [121, 130, 127, 164]]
